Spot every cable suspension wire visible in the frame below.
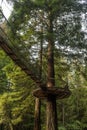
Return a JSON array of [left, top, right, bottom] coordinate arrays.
[[0, 9, 40, 64], [0, 10, 30, 64]]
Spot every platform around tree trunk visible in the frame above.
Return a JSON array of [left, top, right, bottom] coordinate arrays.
[[33, 87, 71, 100]]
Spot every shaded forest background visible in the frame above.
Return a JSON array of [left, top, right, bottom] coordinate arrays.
[[0, 0, 87, 130]]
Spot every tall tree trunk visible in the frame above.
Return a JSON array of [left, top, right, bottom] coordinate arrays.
[[46, 97, 58, 130], [46, 9, 58, 130], [34, 27, 43, 130], [34, 98, 41, 130]]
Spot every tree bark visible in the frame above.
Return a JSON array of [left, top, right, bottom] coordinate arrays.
[[34, 98, 41, 130], [46, 97, 58, 130], [46, 8, 58, 130]]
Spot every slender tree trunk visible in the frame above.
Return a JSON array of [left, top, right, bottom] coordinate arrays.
[[62, 104, 65, 126], [9, 123, 13, 130], [46, 9, 58, 130], [34, 98, 41, 130]]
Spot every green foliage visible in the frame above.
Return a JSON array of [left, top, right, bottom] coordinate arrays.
[[0, 49, 10, 93], [57, 87, 87, 130], [0, 50, 36, 129], [59, 126, 66, 130], [4, 62, 35, 129]]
